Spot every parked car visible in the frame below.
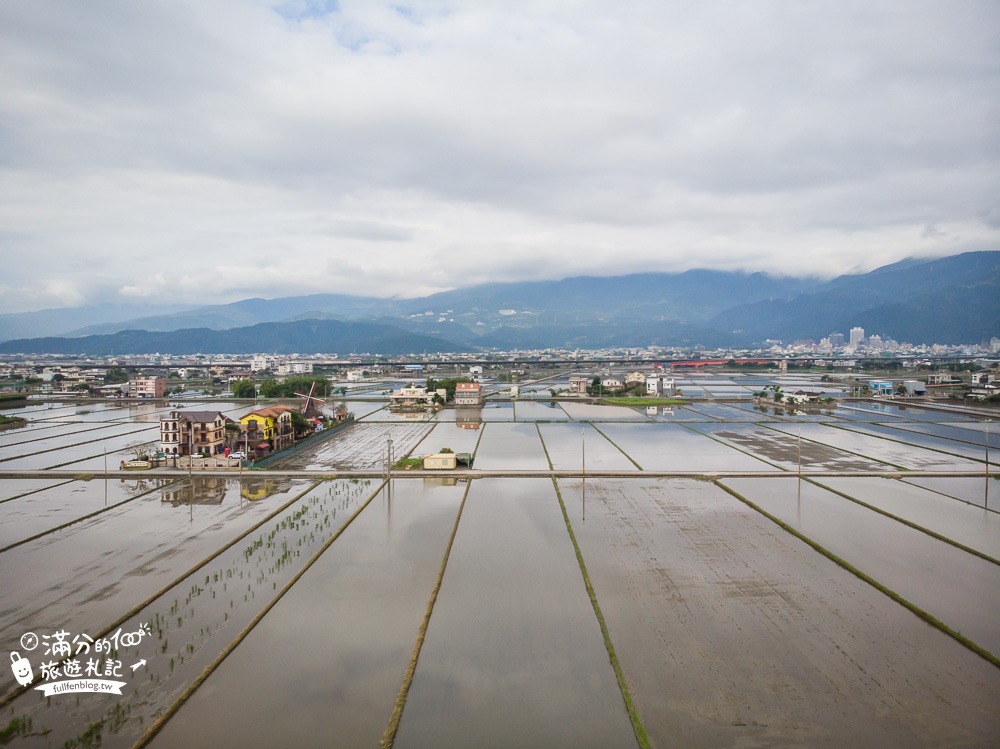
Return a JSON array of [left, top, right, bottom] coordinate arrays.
[[228, 451, 246, 460]]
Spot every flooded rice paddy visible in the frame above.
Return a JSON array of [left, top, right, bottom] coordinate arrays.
[[1, 391, 998, 747]]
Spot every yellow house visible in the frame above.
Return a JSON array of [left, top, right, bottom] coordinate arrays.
[[240, 406, 295, 453]]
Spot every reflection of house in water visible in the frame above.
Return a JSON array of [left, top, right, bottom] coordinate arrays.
[[240, 478, 292, 502], [424, 476, 459, 487], [455, 407, 483, 430], [161, 477, 228, 506]]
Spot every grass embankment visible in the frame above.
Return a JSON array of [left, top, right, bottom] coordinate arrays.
[[381, 481, 471, 748], [392, 457, 423, 470], [598, 397, 688, 407], [0, 414, 26, 429], [551, 478, 652, 748], [714, 480, 1000, 671], [135, 479, 387, 748]]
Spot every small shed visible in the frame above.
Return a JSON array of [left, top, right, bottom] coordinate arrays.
[[423, 453, 458, 470]]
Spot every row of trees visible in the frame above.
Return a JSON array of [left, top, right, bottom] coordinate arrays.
[[231, 377, 346, 400], [425, 378, 474, 403]]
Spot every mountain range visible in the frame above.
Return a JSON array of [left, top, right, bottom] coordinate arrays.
[[0, 251, 996, 354]]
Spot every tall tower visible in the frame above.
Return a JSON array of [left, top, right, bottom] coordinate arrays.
[[849, 327, 865, 347]]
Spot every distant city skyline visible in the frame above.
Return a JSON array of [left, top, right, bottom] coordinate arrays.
[[1, 1, 998, 314]]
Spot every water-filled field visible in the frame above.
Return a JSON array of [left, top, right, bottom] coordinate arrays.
[[1, 393, 997, 747]]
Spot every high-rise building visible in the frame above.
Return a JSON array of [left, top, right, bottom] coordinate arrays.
[[829, 332, 845, 348], [849, 327, 865, 347]]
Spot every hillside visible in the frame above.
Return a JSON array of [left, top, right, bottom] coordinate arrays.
[[0, 320, 462, 356], [1, 252, 996, 352], [709, 251, 1000, 343]]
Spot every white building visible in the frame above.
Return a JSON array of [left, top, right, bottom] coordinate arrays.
[[251, 355, 279, 373], [849, 327, 865, 348], [645, 376, 675, 397], [277, 361, 313, 376]]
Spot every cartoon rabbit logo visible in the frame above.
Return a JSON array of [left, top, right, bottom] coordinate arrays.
[[10, 652, 33, 687]]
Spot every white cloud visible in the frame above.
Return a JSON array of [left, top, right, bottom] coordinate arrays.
[[0, 0, 997, 312]]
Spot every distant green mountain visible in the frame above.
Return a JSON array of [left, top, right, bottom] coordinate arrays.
[[0, 320, 462, 356], [710, 251, 1000, 344], [398, 270, 815, 325], [2, 253, 995, 352], [64, 294, 390, 337], [0, 302, 188, 342], [42, 269, 814, 340]]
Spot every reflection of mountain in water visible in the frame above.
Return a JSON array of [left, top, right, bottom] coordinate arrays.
[[161, 477, 228, 506]]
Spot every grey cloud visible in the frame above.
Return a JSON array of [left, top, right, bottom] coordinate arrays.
[[0, 0, 997, 312]]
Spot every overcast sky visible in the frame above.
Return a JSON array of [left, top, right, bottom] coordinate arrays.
[[1, 1, 997, 313]]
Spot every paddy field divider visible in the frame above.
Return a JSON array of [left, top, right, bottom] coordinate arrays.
[[803, 476, 1000, 566], [0, 478, 184, 555], [133, 476, 389, 748], [552, 477, 652, 749], [0, 478, 339, 710], [380, 479, 472, 748], [715, 480, 1000, 671]]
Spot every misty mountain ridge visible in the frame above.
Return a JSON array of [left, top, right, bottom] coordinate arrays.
[[0, 320, 462, 357], [0, 252, 996, 352]]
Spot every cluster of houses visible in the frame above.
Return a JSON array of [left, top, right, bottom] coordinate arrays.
[[388, 382, 484, 409], [158, 404, 322, 461], [568, 373, 676, 397]]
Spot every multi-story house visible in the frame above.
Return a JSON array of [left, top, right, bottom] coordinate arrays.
[[645, 376, 676, 396], [389, 386, 442, 408], [599, 376, 624, 392], [568, 376, 590, 395], [132, 376, 166, 398], [239, 406, 296, 454], [454, 382, 483, 406], [160, 410, 233, 457]]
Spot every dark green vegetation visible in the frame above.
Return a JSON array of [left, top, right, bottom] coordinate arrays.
[[0, 414, 26, 429], [254, 376, 331, 399], [599, 397, 688, 407], [424, 377, 473, 402]]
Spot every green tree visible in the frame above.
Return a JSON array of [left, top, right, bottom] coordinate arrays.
[[232, 379, 256, 398], [224, 422, 243, 450], [290, 411, 312, 438], [257, 379, 282, 398], [105, 368, 129, 383], [426, 378, 472, 402]]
